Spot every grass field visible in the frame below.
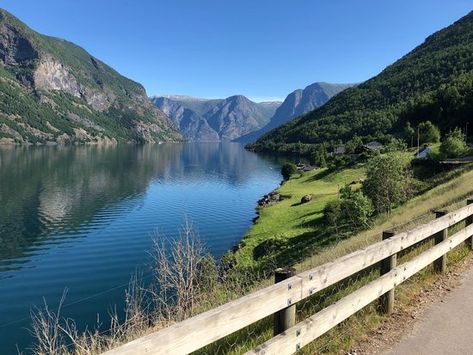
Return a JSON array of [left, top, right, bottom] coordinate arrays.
[[234, 165, 366, 268], [234, 151, 473, 271]]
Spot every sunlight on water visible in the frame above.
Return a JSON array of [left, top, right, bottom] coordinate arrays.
[[0, 143, 282, 354]]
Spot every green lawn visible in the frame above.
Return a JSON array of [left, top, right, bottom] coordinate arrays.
[[234, 166, 365, 268], [234, 152, 473, 270]]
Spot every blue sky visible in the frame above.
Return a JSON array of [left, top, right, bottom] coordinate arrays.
[[1, 0, 472, 101]]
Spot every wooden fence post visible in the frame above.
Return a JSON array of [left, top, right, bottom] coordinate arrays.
[[380, 230, 396, 314], [466, 199, 473, 250], [273, 268, 296, 335], [433, 210, 448, 273]]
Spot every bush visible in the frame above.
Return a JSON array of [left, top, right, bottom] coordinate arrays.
[[328, 155, 351, 169], [404, 122, 416, 147], [339, 186, 374, 230], [324, 200, 342, 231], [440, 127, 467, 159], [324, 186, 374, 234], [363, 154, 413, 214], [281, 162, 297, 180], [345, 135, 364, 154], [418, 121, 441, 144], [384, 137, 408, 153], [310, 145, 327, 167]]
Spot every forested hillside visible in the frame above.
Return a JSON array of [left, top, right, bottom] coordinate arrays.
[[250, 11, 473, 155], [0, 9, 181, 145]]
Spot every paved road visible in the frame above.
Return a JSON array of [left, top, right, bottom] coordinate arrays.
[[384, 266, 473, 355]]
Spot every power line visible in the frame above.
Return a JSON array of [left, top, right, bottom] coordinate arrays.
[[0, 273, 154, 329]]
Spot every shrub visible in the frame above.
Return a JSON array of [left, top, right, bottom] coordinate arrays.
[[384, 137, 408, 153], [310, 145, 327, 167], [339, 186, 374, 230], [345, 135, 364, 154], [324, 186, 374, 234], [404, 122, 416, 147], [324, 200, 342, 232], [418, 121, 441, 144], [281, 162, 297, 180], [363, 154, 413, 214], [440, 127, 467, 159]]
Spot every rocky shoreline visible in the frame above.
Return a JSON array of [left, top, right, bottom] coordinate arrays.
[[232, 180, 285, 254]]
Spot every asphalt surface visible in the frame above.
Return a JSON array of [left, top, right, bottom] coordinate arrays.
[[384, 266, 473, 355]]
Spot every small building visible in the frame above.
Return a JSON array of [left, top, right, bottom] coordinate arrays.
[[333, 146, 346, 155], [417, 147, 432, 159], [363, 141, 384, 151]]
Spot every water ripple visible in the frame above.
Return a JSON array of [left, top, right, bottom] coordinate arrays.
[[0, 143, 282, 354]]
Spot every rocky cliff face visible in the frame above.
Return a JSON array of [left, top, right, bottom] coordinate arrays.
[[204, 95, 271, 140], [153, 97, 219, 141], [152, 95, 280, 141], [235, 82, 354, 143], [0, 8, 181, 145]]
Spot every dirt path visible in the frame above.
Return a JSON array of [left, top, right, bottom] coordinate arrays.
[[382, 262, 473, 355]]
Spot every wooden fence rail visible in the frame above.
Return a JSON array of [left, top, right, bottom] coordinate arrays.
[[103, 201, 473, 355]]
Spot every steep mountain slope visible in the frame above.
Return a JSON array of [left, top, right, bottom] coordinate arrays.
[[152, 95, 280, 141], [236, 82, 353, 143], [204, 95, 275, 140], [159, 95, 224, 116], [250, 11, 473, 154], [0, 9, 181, 145], [151, 97, 219, 141], [255, 101, 284, 121]]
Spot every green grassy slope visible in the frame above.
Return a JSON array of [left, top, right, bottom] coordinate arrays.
[[234, 166, 365, 268], [234, 156, 473, 271]]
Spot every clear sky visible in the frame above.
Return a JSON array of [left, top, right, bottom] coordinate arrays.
[[1, 0, 472, 101]]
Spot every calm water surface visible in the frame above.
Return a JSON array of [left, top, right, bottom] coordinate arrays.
[[0, 143, 282, 354]]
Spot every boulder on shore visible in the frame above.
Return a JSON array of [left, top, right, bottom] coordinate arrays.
[[258, 191, 283, 207], [301, 194, 312, 204]]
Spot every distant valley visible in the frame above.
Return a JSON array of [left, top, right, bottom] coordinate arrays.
[[151, 95, 281, 141], [0, 8, 353, 146], [152, 82, 353, 142]]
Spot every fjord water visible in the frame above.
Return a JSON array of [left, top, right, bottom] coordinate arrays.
[[0, 143, 282, 354]]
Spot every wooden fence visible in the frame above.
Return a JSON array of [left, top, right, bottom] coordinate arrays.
[[103, 199, 473, 355]]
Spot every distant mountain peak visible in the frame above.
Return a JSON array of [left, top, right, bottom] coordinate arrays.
[[235, 82, 354, 144]]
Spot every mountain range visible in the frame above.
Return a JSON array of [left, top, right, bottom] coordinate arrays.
[[151, 95, 281, 141], [3, 6, 471, 151], [250, 11, 473, 155], [0, 9, 181, 145], [152, 82, 352, 142]]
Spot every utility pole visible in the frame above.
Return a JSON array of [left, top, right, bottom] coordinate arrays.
[[417, 126, 420, 158], [466, 122, 469, 143]]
